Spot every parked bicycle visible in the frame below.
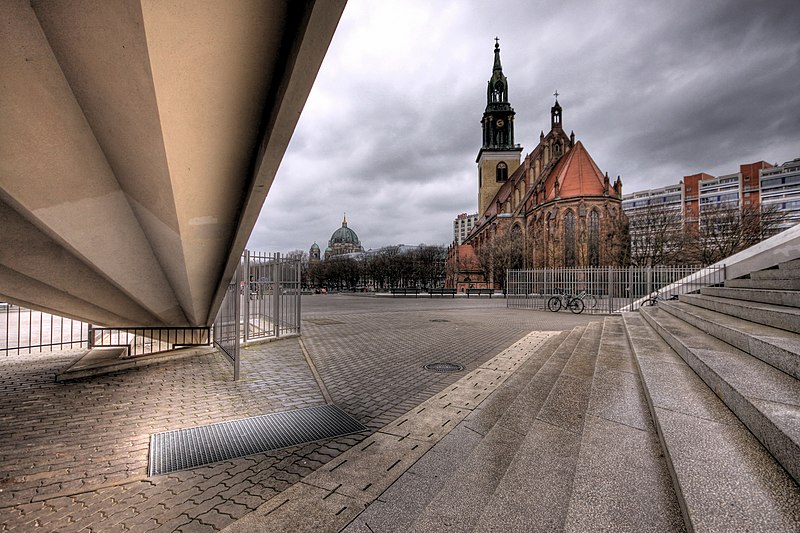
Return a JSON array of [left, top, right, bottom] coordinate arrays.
[[547, 289, 585, 314], [643, 289, 679, 306]]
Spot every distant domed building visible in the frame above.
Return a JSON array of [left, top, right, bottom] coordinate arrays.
[[324, 214, 364, 259], [309, 242, 321, 262]]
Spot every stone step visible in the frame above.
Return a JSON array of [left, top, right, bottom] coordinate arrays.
[[472, 321, 604, 532], [622, 311, 800, 531], [751, 268, 800, 281], [342, 329, 574, 533], [563, 317, 684, 532], [402, 328, 585, 533], [725, 277, 800, 290], [691, 291, 800, 333], [661, 298, 800, 379], [780, 258, 800, 270], [639, 305, 800, 486]]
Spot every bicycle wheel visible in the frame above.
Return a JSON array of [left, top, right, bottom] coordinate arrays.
[[568, 298, 585, 314], [547, 296, 562, 312], [644, 297, 658, 306], [585, 294, 598, 309]]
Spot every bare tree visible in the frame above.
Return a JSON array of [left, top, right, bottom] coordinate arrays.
[[687, 203, 785, 265], [476, 231, 524, 289], [628, 204, 685, 266]]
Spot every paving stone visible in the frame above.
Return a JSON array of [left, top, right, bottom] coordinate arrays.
[[0, 298, 593, 530]]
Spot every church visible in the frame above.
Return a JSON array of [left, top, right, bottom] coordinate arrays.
[[448, 40, 629, 290], [309, 214, 364, 261]]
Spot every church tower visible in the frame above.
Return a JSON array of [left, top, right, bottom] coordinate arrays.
[[476, 38, 523, 215]]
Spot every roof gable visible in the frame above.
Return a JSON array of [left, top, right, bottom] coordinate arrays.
[[545, 141, 610, 201]]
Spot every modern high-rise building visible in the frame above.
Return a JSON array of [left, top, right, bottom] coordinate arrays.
[[453, 213, 478, 245], [760, 158, 800, 231], [624, 158, 799, 234]]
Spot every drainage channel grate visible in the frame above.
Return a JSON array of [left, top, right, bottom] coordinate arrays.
[[429, 319, 450, 323], [424, 362, 464, 373], [148, 404, 366, 476]]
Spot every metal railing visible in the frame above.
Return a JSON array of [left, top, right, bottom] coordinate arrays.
[[243, 251, 302, 341], [90, 326, 211, 357], [506, 265, 726, 314], [1, 304, 89, 355], [213, 250, 302, 380], [214, 253, 243, 379]]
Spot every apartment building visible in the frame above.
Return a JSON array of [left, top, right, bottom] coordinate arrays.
[[760, 158, 800, 231], [453, 212, 478, 245]]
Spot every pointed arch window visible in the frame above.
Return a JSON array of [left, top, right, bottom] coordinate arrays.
[[493, 81, 505, 102], [496, 162, 508, 182], [564, 210, 576, 267], [510, 224, 524, 269], [588, 209, 600, 267]]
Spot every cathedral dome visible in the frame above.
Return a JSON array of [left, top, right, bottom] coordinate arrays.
[[330, 225, 359, 245], [329, 214, 360, 245], [310, 242, 320, 251]]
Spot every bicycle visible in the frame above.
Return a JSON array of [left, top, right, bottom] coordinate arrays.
[[547, 289, 585, 314], [643, 289, 679, 306]]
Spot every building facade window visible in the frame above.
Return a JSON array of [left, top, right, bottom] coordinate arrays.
[[564, 210, 576, 267], [496, 162, 508, 182], [588, 209, 600, 267]]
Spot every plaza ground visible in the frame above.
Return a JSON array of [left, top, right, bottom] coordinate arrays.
[[0, 295, 598, 532]]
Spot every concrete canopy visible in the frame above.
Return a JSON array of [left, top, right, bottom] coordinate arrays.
[[0, 0, 346, 327]]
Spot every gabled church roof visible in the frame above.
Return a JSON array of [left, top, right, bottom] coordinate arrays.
[[545, 141, 613, 201]]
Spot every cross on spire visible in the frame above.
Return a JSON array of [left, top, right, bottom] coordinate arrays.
[[553, 90, 559, 99], [494, 36, 499, 47]]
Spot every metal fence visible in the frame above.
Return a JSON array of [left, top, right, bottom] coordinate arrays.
[[1, 304, 88, 355], [213, 251, 302, 380], [214, 253, 243, 379], [90, 326, 211, 357], [506, 265, 726, 314]]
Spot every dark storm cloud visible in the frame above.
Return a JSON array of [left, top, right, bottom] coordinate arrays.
[[249, 0, 800, 253]]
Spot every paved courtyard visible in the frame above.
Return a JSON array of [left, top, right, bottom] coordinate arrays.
[[1, 295, 598, 532]]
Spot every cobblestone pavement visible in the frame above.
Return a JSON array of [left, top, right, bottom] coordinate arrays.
[[0, 295, 598, 532]]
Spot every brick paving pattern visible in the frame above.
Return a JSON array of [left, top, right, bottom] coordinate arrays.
[[0, 295, 597, 531]]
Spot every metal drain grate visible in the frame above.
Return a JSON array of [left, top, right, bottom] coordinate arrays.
[[424, 362, 464, 373], [429, 319, 450, 323], [148, 404, 366, 476]]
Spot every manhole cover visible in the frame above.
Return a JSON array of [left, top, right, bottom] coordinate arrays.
[[424, 362, 464, 373], [430, 319, 450, 323]]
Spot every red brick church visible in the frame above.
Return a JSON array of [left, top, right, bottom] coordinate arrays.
[[447, 40, 629, 290]]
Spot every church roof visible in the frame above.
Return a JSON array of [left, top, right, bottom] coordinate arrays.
[[545, 141, 611, 201]]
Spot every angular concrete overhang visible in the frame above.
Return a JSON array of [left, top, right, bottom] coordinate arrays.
[[0, 0, 346, 326]]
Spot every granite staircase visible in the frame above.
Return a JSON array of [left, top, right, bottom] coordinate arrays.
[[342, 260, 800, 532], [345, 317, 686, 532], [625, 257, 800, 531]]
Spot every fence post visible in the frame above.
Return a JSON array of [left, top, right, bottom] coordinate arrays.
[[243, 250, 250, 342], [274, 252, 281, 337], [296, 259, 302, 332], [88, 324, 94, 348]]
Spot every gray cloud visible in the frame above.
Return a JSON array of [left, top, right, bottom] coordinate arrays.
[[249, 0, 800, 254]]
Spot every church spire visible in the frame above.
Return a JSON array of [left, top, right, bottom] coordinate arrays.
[[342, 212, 347, 227], [476, 38, 523, 215], [487, 38, 509, 104], [480, 38, 517, 153], [493, 37, 503, 73], [551, 92, 563, 130]]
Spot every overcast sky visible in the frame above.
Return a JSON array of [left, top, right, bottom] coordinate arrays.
[[247, 0, 800, 254]]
